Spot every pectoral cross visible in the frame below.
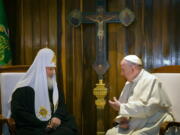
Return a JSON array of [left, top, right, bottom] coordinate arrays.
[[69, 0, 135, 80]]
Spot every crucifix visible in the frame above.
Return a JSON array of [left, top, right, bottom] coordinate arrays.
[[69, 0, 135, 134]]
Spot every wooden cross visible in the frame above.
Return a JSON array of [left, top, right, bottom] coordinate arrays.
[[69, 1, 135, 135], [69, 0, 135, 80]]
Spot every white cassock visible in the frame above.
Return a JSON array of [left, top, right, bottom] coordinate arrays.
[[106, 69, 173, 135]]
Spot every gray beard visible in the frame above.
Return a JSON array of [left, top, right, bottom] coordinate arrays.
[[47, 77, 53, 90]]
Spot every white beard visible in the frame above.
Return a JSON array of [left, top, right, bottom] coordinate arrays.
[[47, 77, 53, 90]]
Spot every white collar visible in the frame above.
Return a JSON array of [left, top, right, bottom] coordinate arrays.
[[132, 69, 144, 83]]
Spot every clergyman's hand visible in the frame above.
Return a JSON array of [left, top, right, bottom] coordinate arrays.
[[119, 117, 129, 130], [108, 97, 121, 111], [47, 117, 61, 129]]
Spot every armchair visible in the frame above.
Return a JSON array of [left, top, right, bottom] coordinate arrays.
[[0, 65, 29, 135], [152, 65, 180, 135]]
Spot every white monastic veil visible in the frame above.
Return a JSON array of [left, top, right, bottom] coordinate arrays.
[[9, 48, 59, 121]]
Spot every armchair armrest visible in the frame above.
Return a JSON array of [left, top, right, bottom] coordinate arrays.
[[160, 121, 180, 135], [0, 114, 16, 135]]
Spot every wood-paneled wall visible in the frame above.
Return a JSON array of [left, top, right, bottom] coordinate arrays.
[[4, 0, 180, 135], [5, 0, 57, 65], [61, 0, 180, 135]]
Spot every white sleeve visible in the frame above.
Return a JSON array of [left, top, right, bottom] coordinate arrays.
[[120, 100, 160, 118], [120, 79, 170, 118]]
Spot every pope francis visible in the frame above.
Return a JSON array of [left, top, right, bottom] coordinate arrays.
[[106, 55, 173, 135]]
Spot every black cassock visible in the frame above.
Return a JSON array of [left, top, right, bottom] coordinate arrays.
[[11, 86, 78, 135]]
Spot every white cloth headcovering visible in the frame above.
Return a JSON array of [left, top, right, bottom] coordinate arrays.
[[11, 48, 59, 121], [124, 55, 142, 65]]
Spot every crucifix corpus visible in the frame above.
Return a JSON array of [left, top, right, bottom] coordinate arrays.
[[69, 0, 135, 135]]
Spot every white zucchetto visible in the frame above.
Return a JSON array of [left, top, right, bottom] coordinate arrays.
[[124, 55, 142, 65]]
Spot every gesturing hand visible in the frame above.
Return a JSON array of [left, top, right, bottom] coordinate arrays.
[[108, 97, 121, 111]]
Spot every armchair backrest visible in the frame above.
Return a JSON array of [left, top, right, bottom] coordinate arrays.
[[152, 65, 180, 122], [0, 73, 26, 118]]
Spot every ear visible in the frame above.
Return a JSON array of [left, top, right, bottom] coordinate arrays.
[[131, 65, 136, 72]]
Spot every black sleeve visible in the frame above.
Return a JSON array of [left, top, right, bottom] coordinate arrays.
[[53, 90, 78, 132], [52, 90, 69, 120], [11, 86, 48, 128]]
